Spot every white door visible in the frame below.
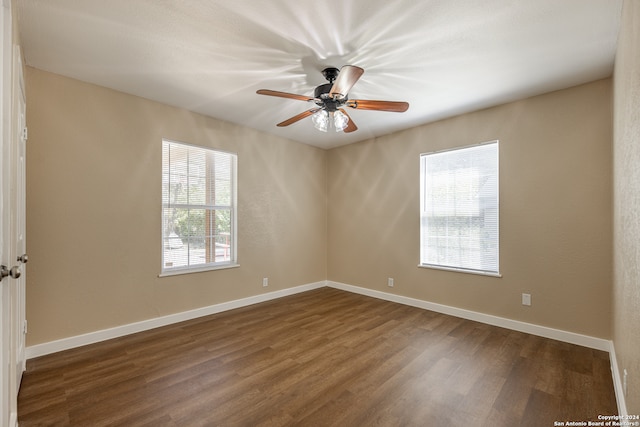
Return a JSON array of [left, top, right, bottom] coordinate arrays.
[[11, 44, 27, 390], [1, 3, 27, 425], [0, 2, 17, 426]]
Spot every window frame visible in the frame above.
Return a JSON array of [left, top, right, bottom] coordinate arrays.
[[160, 139, 238, 277], [419, 140, 500, 277]]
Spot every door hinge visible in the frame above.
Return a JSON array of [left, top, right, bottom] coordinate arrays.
[[22, 127, 28, 141], [23, 320, 27, 334]]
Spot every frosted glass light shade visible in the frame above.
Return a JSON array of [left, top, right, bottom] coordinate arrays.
[[312, 110, 329, 132], [333, 110, 348, 132]]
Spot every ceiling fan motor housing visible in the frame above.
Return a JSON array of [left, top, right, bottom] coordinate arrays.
[[314, 83, 346, 112]]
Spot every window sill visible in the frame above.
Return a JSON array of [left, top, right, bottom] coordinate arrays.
[[159, 263, 240, 278], [418, 264, 502, 278]]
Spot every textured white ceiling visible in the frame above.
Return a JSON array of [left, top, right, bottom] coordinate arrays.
[[17, 0, 622, 149]]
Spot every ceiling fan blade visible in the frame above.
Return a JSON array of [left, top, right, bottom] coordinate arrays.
[[346, 99, 409, 112], [329, 65, 364, 99], [257, 89, 316, 102], [339, 109, 358, 133], [276, 108, 321, 127]]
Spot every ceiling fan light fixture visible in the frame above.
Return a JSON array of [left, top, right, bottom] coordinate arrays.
[[312, 109, 329, 132], [333, 110, 349, 132], [257, 65, 409, 134]]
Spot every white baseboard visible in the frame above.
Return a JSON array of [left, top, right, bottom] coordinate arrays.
[[326, 281, 611, 352], [609, 341, 628, 417], [27, 279, 610, 356], [25, 281, 326, 359]]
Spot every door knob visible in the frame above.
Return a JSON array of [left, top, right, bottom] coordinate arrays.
[[17, 254, 28, 264], [1, 265, 21, 279]]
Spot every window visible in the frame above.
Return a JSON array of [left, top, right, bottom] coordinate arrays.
[[420, 141, 499, 276], [162, 140, 237, 274]]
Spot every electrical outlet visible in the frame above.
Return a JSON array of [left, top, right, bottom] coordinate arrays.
[[262, 277, 268, 287], [388, 278, 394, 287], [624, 369, 628, 397], [522, 293, 531, 306]]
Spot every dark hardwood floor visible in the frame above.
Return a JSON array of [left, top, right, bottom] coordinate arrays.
[[18, 287, 617, 426]]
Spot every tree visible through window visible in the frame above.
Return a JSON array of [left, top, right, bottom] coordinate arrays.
[[420, 141, 499, 275], [162, 140, 237, 273]]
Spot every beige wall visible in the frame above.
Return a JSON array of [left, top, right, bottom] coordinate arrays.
[[25, 68, 614, 349], [328, 79, 613, 339], [25, 67, 327, 345], [613, 0, 640, 415]]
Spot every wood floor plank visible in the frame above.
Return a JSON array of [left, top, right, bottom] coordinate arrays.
[[18, 287, 617, 426]]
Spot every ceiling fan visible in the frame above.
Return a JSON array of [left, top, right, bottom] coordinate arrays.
[[256, 65, 409, 133]]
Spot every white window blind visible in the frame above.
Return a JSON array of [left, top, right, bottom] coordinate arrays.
[[162, 140, 237, 274], [420, 141, 499, 275]]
